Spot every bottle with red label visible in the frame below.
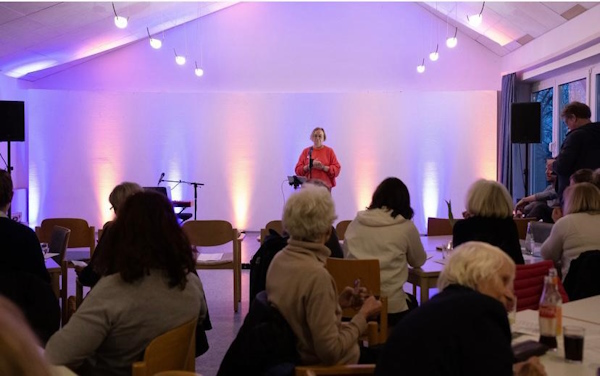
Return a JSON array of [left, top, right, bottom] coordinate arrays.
[[548, 268, 563, 336], [539, 275, 560, 349]]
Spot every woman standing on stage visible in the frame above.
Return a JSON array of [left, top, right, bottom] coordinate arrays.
[[294, 127, 341, 190]]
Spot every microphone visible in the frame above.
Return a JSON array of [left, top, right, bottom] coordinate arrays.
[[158, 172, 165, 185]]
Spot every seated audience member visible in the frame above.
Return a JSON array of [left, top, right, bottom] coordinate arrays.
[[0, 296, 54, 376], [552, 168, 598, 223], [266, 184, 381, 366], [76, 182, 143, 287], [376, 242, 546, 376], [45, 191, 207, 376], [343, 177, 426, 326], [453, 179, 524, 264], [541, 182, 600, 279], [515, 159, 557, 223], [0, 169, 50, 283]]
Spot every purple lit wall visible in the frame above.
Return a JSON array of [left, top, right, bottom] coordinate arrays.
[[22, 2, 501, 232]]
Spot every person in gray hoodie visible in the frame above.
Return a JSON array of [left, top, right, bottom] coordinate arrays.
[[343, 177, 426, 327]]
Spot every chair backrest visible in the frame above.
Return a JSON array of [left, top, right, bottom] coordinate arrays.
[[182, 220, 235, 246], [260, 220, 284, 244], [513, 218, 536, 240], [530, 222, 553, 243], [514, 260, 569, 311], [426, 217, 453, 236], [326, 258, 382, 321], [131, 318, 197, 376], [563, 250, 600, 301], [335, 220, 352, 241], [296, 365, 376, 376], [49, 226, 71, 264], [36, 218, 95, 255]]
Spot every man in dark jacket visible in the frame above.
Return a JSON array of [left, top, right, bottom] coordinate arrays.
[[554, 102, 600, 201]]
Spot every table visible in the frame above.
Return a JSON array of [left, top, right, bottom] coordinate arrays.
[[406, 236, 449, 303], [45, 258, 61, 299], [562, 296, 600, 325], [514, 309, 600, 375]]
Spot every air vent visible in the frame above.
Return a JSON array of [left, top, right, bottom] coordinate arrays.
[[561, 4, 587, 20], [516, 34, 534, 46]]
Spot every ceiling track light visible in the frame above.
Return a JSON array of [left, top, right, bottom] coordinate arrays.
[[174, 49, 186, 65], [446, 27, 458, 48], [429, 44, 439, 62], [417, 58, 425, 73], [194, 62, 204, 77], [467, 2, 485, 27], [147, 27, 162, 49], [112, 3, 128, 29]]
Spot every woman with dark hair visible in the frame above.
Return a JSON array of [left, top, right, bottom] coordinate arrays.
[[343, 177, 426, 326], [45, 191, 206, 376]]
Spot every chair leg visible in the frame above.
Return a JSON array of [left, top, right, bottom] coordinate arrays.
[[61, 261, 69, 325]]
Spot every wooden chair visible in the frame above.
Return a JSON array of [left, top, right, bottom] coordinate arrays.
[[513, 218, 537, 240], [259, 220, 284, 244], [514, 260, 569, 311], [325, 258, 388, 345], [335, 220, 352, 241], [182, 220, 242, 312], [295, 365, 375, 375], [131, 318, 197, 376], [530, 221, 553, 243], [36, 218, 96, 257], [426, 217, 453, 236]]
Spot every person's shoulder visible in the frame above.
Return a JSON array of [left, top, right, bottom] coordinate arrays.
[[0, 218, 37, 237]]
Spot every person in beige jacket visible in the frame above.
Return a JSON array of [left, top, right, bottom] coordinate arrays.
[[266, 184, 381, 366]]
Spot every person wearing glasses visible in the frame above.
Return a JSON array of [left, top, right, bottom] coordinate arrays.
[[294, 127, 341, 190]]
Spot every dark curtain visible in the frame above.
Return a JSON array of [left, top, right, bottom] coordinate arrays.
[[499, 73, 516, 194]]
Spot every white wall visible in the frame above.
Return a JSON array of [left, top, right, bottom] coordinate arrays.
[[28, 89, 497, 232], [22, 2, 503, 232]]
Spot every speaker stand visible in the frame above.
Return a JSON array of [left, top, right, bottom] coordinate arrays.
[[5, 141, 12, 218], [522, 142, 529, 196]]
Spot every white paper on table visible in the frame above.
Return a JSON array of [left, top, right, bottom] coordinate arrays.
[[44, 253, 59, 259], [434, 258, 447, 265], [197, 253, 223, 261], [426, 252, 436, 260], [70, 260, 88, 268]]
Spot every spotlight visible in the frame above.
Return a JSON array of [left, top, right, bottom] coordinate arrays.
[[467, 2, 485, 27], [174, 49, 186, 65], [417, 59, 425, 73], [446, 27, 458, 48], [147, 27, 162, 49], [429, 44, 439, 62], [195, 62, 204, 77], [112, 3, 128, 29]]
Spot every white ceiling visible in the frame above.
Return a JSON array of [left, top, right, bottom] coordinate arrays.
[[0, 2, 597, 82]]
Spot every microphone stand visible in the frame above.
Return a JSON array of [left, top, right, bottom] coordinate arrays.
[[161, 178, 204, 220]]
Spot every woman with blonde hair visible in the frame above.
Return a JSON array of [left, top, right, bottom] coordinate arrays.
[[453, 179, 524, 264], [541, 182, 600, 278]]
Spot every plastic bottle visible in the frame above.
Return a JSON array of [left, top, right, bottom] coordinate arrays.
[[539, 276, 560, 349], [524, 222, 535, 255], [548, 268, 563, 336]]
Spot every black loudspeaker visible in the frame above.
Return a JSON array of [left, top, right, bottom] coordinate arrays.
[[0, 100, 25, 142], [511, 102, 541, 144]]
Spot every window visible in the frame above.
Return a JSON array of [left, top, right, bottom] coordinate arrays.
[[530, 88, 553, 193], [558, 79, 587, 144]]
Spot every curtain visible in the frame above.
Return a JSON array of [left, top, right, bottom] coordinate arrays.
[[498, 73, 516, 194]]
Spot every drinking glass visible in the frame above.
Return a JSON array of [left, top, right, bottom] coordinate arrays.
[[563, 326, 585, 362], [40, 242, 49, 255]]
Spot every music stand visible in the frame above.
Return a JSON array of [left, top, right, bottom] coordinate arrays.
[[288, 175, 306, 190], [159, 177, 204, 220]]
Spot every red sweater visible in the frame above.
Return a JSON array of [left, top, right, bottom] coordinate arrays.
[[294, 145, 341, 188]]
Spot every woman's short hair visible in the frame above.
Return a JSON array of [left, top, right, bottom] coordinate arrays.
[[283, 184, 337, 242], [563, 182, 600, 215], [570, 168, 594, 184], [466, 179, 514, 218], [108, 182, 143, 214], [95, 191, 195, 289], [310, 127, 327, 141], [368, 177, 414, 220], [438, 241, 515, 292], [0, 296, 52, 376]]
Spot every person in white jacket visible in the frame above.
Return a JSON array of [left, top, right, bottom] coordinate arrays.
[[343, 177, 427, 327]]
